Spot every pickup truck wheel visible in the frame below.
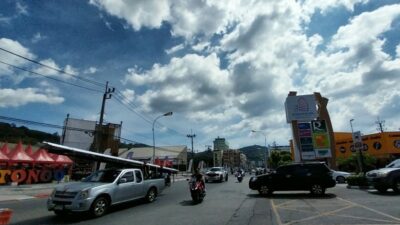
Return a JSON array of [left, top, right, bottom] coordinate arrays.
[[146, 187, 157, 203], [392, 178, 400, 193], [90, 196, 109, 217], [310, 184, 325, 195]]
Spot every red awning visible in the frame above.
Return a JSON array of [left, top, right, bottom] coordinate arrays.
[[49, 153, 73, 165], [32, 148, 55, 164], [8, 141, 34, 163]]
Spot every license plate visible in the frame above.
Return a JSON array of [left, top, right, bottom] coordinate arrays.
[[54, 205, 64, 210]]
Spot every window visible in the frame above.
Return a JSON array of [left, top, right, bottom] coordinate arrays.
[[135, 170, 143, 183], [121, 171, 134, 182]]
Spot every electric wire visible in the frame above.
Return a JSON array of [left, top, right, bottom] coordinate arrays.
[[0, 47, 105, 87], [0, 60, 103, 93]]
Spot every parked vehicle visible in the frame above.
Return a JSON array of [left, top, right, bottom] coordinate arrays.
[[205, 167, 228, 182], [188, 176, 206, 203], [249, 162, 336, 195], [47, 168, 165, 217], [331, 170, 351, 183], [366, 159, 400, 193]]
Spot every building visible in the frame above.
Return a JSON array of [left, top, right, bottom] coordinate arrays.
[[212, 137, 229, 167], [220, 149, 247, 169], [334, 131, 400, 165]]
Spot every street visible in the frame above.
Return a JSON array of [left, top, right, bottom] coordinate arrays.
[[1, 177, 400, 225]]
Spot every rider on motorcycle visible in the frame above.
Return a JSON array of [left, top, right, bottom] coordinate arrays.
[[192, 169, 206, 191]]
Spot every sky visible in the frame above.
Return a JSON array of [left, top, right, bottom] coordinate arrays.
[[0, 0, 399, 152]]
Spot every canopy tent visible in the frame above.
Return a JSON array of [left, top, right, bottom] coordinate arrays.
[[25, 145, 34, 157], [8, 141, 34, 164], [1, 143, 10, 155], [32, 148, 55, 164], [49, 152, 73, 165], [0, 150, 9, 162]]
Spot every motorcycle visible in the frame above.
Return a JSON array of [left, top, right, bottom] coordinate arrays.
[[188, 177, 206, 203], [236, 171, 244, 183], [237, 173, 243, 183]]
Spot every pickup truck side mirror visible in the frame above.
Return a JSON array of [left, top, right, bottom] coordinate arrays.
[[118, 178, 127, 184]]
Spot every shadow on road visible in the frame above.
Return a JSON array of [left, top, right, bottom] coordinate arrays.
[[179, 200, 199, 206], [247, 193, 337, 199]]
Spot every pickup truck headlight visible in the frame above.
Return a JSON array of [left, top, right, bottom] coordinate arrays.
[[78, 189, 90, 200]]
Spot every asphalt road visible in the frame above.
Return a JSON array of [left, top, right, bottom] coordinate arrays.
[[1, 177, 400, 225]]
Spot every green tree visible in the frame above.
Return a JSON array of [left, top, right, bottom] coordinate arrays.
[[268, 150, 292, 169], [337, 153, 377, 173]]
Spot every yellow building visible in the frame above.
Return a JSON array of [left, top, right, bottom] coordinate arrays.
[[335, 131, 400, 163]]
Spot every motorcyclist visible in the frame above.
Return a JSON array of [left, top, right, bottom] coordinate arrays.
[[191, 168, 205, 191]]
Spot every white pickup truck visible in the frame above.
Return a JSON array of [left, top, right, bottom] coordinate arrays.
[[47, 168, 165, 217]]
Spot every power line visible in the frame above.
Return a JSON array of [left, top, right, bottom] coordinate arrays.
[[0, 46, 105, 87], [0, 60, 103, 93]]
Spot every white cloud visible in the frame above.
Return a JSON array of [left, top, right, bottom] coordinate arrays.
[[124, 53, 230, 114], [0, 88, 64, 107], [121, 89, 135, 104], [84, 67, 98, 74], [90, 0, 170, 31], [165, 44, 184, 55], [16, 2, 28, 15], [31, 33, 46, 43]]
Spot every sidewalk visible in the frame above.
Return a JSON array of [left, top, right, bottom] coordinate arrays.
[[0, 174, 188, 202]]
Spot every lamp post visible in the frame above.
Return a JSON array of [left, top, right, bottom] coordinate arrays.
[[152, 112, 173, 164], [252, 130, 268, 169], [350, 119, 354, 134]]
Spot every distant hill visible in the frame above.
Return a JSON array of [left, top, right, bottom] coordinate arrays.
[[239, 145, 267, 163], [0, 122, 149, 148], [0, 122, 60, 145]]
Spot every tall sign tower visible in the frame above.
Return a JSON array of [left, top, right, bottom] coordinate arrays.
[[285, 92, 336, 168]]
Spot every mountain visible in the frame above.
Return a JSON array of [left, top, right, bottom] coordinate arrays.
[[239, 145, 267, 163], [0, 122, 60, 144]]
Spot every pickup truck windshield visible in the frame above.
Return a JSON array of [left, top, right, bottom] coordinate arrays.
[[210, 168, 222, 172], [83, 170, 121, 183]]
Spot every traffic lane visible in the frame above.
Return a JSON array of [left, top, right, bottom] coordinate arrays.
[[1, 176, 258, 225], [257, 184, 400, 225]]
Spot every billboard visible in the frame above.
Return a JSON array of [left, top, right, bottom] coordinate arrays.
[[298, 122, 316, 160], [311, 120, 332, 158], [61, 118, 96, 150], [285, 95, 318, 123]]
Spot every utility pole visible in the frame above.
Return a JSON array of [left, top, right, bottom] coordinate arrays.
[[94, 81, 114, 170], [375, 117, 385, 133], [187, 130, 196, 172]]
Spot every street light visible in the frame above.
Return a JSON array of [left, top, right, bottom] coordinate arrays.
[[252, 130, 268, 169], [152, 112, 173, 164], [349, 119, 354, 133]]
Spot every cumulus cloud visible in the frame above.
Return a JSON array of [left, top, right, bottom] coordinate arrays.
[[84, 67, 98, 74], [90, 0, 170, 31], [124, 53, 230, 114], [0, 88, 64, 107], [31, 33, 46, 43]]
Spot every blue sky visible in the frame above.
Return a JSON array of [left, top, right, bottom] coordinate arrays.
[[0, 0, 399, 151]]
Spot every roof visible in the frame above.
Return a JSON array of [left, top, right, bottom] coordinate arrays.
[[8, 142, 34, 163], [119, 146, 187, 159]]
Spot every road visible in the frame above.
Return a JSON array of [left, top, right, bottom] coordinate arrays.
[[1, 176, 400, 225]]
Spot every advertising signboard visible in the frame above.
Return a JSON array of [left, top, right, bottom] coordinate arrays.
[[298, 122, 316, 160], [285, 95, 318, 123], [311, 120, 332, 158]]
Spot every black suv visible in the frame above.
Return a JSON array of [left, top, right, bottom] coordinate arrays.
[[249, 162, 336, 195]]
